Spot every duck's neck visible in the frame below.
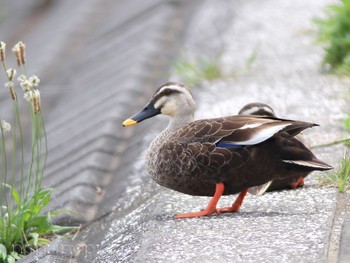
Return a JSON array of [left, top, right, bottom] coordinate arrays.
[[166, 113, 194, 131]]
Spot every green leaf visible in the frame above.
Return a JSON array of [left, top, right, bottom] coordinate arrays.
[[343, 115, 350, 132], [9, 251, 22, 260], [26, 215, 51, 233], [23, 188, 53, 216], [36, 238, 51, 247], [28, 232, 39, 247], [27, 235, 51, 248], [314, 0, 350, 75], [48, 209, 76, 216], [48, 225, 78, 234], [11, 187, 20, 205], [7, 255, 15, 263], [0, 243, 7, 260]]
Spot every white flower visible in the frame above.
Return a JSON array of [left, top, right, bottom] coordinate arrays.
[[17, 74, 41, 93], [6, 68, 16, 81], [24, 90, 33, 102], [11, 41, 22, 53], [18, 75, 32, 91], [24, 89, 40, 102], [28, 75, 40, 87], [0, 41, 5, 51], [12, 41, 26, 65], [17, 74, 26, 82], [0, 120, 11, 132], [4, 81, 14, 89], [21, 79, 32, 91], [33, 89, 40, 99]]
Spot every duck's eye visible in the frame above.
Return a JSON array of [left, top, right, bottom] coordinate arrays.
[[143, 106, 148, 111]]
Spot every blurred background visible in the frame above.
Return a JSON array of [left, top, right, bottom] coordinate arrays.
[[0, 0, 207, 240]]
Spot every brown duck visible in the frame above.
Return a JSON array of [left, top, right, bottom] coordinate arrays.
[[122, 82, 332, 218], [239, 102, 317, 193]]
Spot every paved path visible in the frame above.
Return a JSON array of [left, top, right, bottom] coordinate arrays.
[[83, 0, 349, 262], [0, 0, 348, 262]]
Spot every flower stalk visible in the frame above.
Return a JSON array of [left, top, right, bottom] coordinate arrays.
[[0, 41, 6, 62]]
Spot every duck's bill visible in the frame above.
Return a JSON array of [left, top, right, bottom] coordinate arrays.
[[122, 101, 160, 127], [122, 118, 138, 126]]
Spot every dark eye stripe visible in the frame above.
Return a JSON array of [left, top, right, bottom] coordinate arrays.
[[152, 88, 182, 103]]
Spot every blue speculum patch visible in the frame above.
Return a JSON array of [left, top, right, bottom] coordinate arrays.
[[215, 141, 243, 149]]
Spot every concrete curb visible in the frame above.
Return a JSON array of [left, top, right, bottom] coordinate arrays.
[[339, 221, 350, 263]]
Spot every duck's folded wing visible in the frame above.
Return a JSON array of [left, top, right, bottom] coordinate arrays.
[[176, 115, 317, 147]]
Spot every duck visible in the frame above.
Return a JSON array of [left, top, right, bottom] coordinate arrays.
[[238, 102, 328, 193], [122, 82, 332, 218]]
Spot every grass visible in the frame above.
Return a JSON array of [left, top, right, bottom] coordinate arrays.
[[344, 115, 350, 147], [173, 47, 258, 86], [0, 41, 75, 262], [316, 113, 350, 192], [173, 54, 223, 86], [344, 115, 350, 132], [318, 154, 350, 193], [314, 0, 350, 75], [316, 95, 350, 192], [313, 0, 350, 189]]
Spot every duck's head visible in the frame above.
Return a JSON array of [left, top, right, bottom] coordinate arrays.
[[238, 102, 276, 117], [123, 82, 195, 128]]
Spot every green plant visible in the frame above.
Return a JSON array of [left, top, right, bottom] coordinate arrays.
[[0, 41, 75, 263], [344, 114, 350, 132], [318, 154, 350, 193], [173, 55, 223, 86], [344, 115, 350, 147], [314, 0, 350, 75], [173, 48, 258, 86]]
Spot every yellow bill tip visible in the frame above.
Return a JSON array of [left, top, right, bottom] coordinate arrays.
[[122, 118, 138, 127]]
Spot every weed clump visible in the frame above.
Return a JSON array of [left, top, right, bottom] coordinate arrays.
[[314, 0, 350, 75], [0, 41, 74, 263]]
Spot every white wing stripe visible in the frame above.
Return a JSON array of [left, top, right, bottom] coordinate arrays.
[[283, 160, 330, 169], [239, 122, 263, 130], [229, 123, 290, 145]]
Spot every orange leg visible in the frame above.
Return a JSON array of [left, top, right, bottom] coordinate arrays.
[[175, 182, 225, 219], [290, 177, 304, 189], [218, 188, 248, 213]]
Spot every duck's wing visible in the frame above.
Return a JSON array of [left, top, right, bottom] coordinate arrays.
[[175, 115, 317, 147]]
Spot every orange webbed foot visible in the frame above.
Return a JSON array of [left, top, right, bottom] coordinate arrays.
[[175, 207, 219, 219], [218, 188, 248, 214], [175, 182, 224, 219], [290, 177, 304, 189]]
